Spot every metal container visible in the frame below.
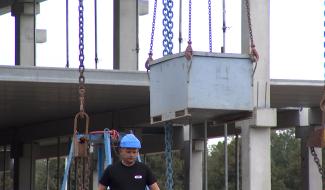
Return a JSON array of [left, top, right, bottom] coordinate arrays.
[[149, 52, 253, 124]]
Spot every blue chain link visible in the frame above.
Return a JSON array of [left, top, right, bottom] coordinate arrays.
[[162, 0, 174, 55], [164, 123, 174, 190], [78, 0, 84, 68], [208, 0, 212, 52], [149, 0, 158, 55]]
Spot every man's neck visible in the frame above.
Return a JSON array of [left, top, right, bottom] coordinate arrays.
[[121, 160, 136, 167]]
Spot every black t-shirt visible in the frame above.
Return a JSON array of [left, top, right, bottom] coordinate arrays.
[[99, 161, 157, 190]]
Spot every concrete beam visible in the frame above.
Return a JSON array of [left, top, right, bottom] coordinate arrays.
[[0, 106, 150, 145]]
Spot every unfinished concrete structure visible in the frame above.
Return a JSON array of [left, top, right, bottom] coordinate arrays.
[[0, 0, 323, 190]]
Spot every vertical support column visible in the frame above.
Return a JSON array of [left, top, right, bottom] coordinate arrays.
[[192, 140, 204, 190], [11, 2, 39, 66], [300, 139, 323, 190], [296, 108, 323, 190], [183, 124, 192, 190], [241, 0, 274, 189], [183, 124, 204, 190], [18, 143, 39, 190], [113, 0, 138, 70], [240, 121, 271, 190]]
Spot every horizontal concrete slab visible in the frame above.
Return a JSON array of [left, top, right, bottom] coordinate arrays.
[[0, 66, 149, 128]]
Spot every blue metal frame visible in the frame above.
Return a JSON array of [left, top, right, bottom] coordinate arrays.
[[60, 138, 74, 190]]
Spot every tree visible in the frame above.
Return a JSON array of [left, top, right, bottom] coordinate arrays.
[[145, 151, 184, 190], [207, 129, 301, 190], [271, 129, 301, 190]]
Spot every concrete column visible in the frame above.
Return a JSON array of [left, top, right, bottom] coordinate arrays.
[[240, 122, 271, 190], [18, 143, 39, 190], [191, 140, 203, 190], [301, 139, 323, 190], [11, 2, 39, 66], [113, 0, 138, 71], [241, 0, 273, 189], [183, 124, 204, 190], [296, 108, 323, 190]]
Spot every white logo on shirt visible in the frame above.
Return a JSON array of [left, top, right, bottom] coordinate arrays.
[[134, 175, 143, 179]]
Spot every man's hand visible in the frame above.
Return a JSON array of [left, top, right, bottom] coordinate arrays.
[[98, 183, 107, 190], [149, 182, 160, 190]]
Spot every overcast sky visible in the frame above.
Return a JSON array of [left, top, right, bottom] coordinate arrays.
[[0, 0, 323, 80]]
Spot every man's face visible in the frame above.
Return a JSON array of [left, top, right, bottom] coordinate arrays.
[[119, 148, 138, 165]]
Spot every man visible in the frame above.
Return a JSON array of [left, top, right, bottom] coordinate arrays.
[[98, 134, 160, 190]]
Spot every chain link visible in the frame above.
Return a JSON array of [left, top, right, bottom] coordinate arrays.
[[164, 123, 174, 190], [149, 0, 158, 55], [162, 0, 174, 55], [310, 147, 325, 179], [84, 154, 91, 190], [75, 1, 91, 190], [145, 0, 158, 71], [76, 157, 83, 190], [244, 0, 259, 62], [188, 0, 192, 42], [78, 0, 86, 114], [185, 0, 193, 61], [244, 0, 253, 48], [208, 0, 212, 52]]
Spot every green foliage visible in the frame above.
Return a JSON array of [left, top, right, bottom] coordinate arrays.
[[145, 151, 184, 190], [271, 129, 301, 190], [35, 157, 66, 190], [208, 137, 240, 190], [207, 129, 301, 190]]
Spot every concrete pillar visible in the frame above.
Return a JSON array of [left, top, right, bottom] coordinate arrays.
[[113, 0, 138, 71], [296, 108, 323, 190], [18, 143, 39, 190], [191, 140, 203, 190], [240, 121, 271, 190], [183, 124, 204, 190], [301, 139, 323, 190], [11, 1, 39, 66], [241, 0, 274, 189]]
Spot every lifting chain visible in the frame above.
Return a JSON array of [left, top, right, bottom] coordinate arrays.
[[162, 0, 174, 56], [164, 123, 174, 190], [208, 0, 212, 53], [74, 1, 91, 189], [75, 156, 92, 190], [310, 147, 325, 180], [78, 0, 86, 115], [185, 0, 192, 61], [145, 0, 158, 71], [244, 0, 259, 63]]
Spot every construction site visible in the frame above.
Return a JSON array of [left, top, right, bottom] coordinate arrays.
[[0, 0, 323, 190]]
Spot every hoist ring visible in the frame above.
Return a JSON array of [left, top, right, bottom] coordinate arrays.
[[74, 112, 90, 135]]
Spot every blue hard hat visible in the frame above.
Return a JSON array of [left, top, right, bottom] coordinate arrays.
[[120, 134, 141, 149]]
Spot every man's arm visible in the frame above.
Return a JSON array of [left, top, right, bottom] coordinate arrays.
[[149, 182, 160, 190], [97, 183, 107, 190]]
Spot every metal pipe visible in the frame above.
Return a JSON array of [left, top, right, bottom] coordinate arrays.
[[3, 145, 6, 190], [33, 0, 36, 66], [136, 0, 139, 70], [235, 134, 240, 190], [66, 0, 69, 68], [46, 158, 49, 190], [57, 137, 61, 189], [203, 121, 208, 190], [29, 143, 33, 190], [224, 123, 228, 190], [94, 0, 98, 69], [221, 0, 226, 53], [179, 0, 183, 53]]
